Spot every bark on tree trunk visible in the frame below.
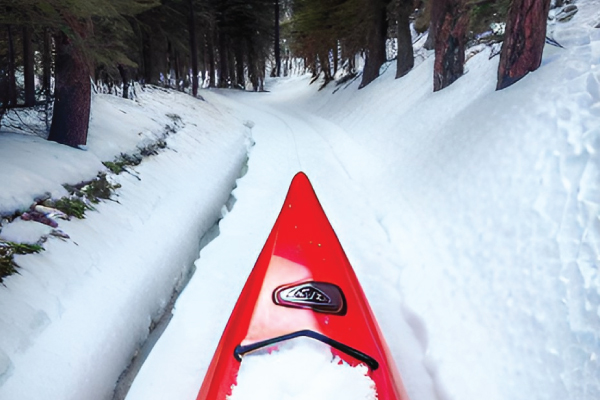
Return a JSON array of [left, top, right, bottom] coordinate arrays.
[[48, 31, 91, 148], [273, 0, 281, 77], [119, 65, 130, 99], [207, 31, 216, 88], [23, 27, 36, 107], [360, 0, 389, 89], [42, 28, 52, 100], [496, 0, 551, 90], [432, 0, 468, 91], [174, 51, 181, 91], [7, 26, 17, 107], [142, 30, 153, 84], [42, 28, 52, 131], [217, 33, 229, 88], [396, 0, 415, 78], [234, 42, 245, 89], [246, 37, 259, 91], [319, 51, 333, 83], [333, 43, 339, 76], [189, 0, 199, 96], [228, 48, 237, 88], [167, 40, 174, 88]]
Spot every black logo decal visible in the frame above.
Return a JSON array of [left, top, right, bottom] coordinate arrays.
[[288, 286, 331, 303], [273, 282, 346, 315]]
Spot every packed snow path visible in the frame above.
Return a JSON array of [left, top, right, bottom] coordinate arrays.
[[129, 8, 600, 398], [125, 86, 440, 400]]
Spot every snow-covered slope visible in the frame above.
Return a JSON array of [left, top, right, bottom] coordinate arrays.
[[299, 7, 600, 399], [129, 3, 600, 400], [1, 2, 599, 400], [0, 88, 250, 399]]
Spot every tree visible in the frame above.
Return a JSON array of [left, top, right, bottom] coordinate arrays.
[[6, 26, 17, 107], [45, 0, 158, 146], [431, 0, 468, 91], [287, 0, 366, 84], [395, 0, 414, 79], [189, 0, 199, 96], [23, 26, 35, 106], [273, 0, 282, 77], [47, 28, 92, 147], [496, 0, 551, 90], [359, 0, 390, 88]]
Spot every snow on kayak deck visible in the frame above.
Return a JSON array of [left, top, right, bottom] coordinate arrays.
[[228, 339, 377, 400]]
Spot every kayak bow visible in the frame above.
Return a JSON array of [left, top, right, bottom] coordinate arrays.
[[196, 172, 410, 400]]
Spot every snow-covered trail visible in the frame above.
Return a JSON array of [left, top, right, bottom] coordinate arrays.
[[126, 87, 439, 400]]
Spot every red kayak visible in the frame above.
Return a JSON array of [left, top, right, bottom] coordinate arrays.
[[196, 172, 410, 400]]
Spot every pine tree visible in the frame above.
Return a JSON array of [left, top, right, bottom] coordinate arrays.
[[22, 26, 35, 106], [360, 0, 390, 88], [431, 0, 469, 91], [395, 0, 414, 79], [497, 0, 551, 90]]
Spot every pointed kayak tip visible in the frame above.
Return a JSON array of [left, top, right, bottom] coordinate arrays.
[[291, 171, 311, 188]]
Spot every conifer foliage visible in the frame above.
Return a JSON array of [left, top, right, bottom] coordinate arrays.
[[0, 0, 276, 146], [0, 0, 554, 147]]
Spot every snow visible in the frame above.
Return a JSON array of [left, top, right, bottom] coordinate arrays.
[[228, 339, 377, 400], [0, 87, 250, 398], [2, 1, 600, 400]]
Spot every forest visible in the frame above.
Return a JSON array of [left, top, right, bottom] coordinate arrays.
[[0, 0, 555, 147]]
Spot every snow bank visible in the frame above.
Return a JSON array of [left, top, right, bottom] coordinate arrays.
[[295, 4, 600, 400], [129, 2, 599, 400], [0, 88, 250, 399]]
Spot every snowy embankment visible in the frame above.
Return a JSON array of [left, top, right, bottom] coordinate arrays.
[[0, 87, 250, 398], [296, 5, 600, 399], [128, 3, 599, 400]]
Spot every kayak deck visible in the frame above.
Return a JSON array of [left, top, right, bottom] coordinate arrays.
[[196, 172, 410, 400]]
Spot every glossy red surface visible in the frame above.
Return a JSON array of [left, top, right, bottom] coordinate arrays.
[[196, 172, 410, 400]]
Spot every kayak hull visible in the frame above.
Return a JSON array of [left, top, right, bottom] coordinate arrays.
[[196, 172, 410, 400]]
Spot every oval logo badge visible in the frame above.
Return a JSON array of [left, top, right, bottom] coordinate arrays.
[[273, 281, 346, 315]]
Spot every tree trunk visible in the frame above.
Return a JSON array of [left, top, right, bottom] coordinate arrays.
[[174, 51, 181, 90], [496, 0, 551, 90], [48, 31, 91, 148], [119, 65, 130, 99], [273, 0, 281, 77], [234, 41, 245, 89], [189, 0, 199, 96], [7, 26, 17, 107], [319, 51, 333, 83], [42, 28, 52, 101], [207, 31, 216, 88], [360, 0, 389, 89], [167, 40, 173, 88], [396, 0, 414, 78], [432, 0, 468, 91], [333, 44, 339, 76], [42, 28, 52, 131], [23, 27, 36, 107], [217, 33, 229, 88], [142, 30, 154, 84], [228, 48, 237, 88], [246, 37, 259, 91]]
